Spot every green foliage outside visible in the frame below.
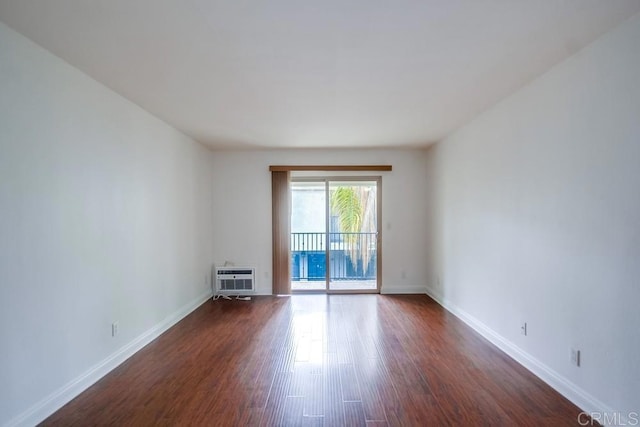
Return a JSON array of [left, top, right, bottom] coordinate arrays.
[[329, 185, 376, 273]]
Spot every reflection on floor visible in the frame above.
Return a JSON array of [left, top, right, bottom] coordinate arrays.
[[291, 279, 377, 291]]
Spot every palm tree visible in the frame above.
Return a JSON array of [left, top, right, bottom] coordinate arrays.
[[330, 185, 376, 275]]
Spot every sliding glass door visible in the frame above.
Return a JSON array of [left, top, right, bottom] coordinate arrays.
[[291, 177, 380, 293], [328, 180, 378, 291], [290, 181, 327, 291]]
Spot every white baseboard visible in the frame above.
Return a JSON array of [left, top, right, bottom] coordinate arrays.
[[250, 290, 426, 296], [381, 285, 427, 294], [424, 285, 618, 425], [253, 290, 275, 296], [7, 289, 212, 427]]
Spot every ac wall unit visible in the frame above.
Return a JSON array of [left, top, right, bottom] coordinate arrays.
[[215, 267, 255, 293]]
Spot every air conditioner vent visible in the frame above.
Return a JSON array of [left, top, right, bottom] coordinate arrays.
[[217, 269, 254, 276], [215, 267, 255, 294]]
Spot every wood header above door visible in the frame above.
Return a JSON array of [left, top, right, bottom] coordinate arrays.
[[269, 165, 392, 172]]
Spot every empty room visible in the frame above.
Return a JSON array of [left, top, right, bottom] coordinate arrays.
[[1, 1, 639, 426]]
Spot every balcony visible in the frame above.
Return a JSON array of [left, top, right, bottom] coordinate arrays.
[[291, 232, 377, 291]]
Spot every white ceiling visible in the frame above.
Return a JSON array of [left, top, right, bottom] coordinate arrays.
[[1, 1, 639, 149]]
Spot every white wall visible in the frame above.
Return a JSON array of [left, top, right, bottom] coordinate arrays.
[[211, 149, 429, 294], [425, 14, 640, 419], [0, 23, 215, 426]]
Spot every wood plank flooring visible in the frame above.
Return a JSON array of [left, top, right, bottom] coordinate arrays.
[[41, 295, 590, 426]]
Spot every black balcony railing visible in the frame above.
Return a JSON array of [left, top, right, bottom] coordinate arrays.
[[291, 232, 377, 281]]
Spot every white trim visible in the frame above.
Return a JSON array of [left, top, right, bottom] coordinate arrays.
[[381, 285, 427, 294], [424, 285, 619, 425], [6, 289, 212, 427]]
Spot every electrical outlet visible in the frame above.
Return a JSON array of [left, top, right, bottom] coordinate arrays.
[[521, 322, 527, 336], [571, 348, 581, 367], [112, 321, 119, 337]]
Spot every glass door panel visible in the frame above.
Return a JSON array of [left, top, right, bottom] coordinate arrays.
[[290, 181, 327, 291], [328, 180, 378, 291]]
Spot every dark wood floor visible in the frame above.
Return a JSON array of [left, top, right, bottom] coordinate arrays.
[[42, 295, 589, 426]]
